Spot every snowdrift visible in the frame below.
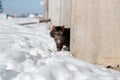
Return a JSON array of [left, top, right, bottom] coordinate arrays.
[[0, 19, 120, 80]]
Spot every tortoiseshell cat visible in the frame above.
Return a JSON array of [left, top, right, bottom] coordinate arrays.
[[50, 25, 70, 51]]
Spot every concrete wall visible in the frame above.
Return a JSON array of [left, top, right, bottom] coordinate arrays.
[[48, 0, 61, 25], [48, 0, 71, 28], [71, 0, 120, 66], [60, 0, 72, 28]]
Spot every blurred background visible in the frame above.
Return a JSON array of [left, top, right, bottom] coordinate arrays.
[[1, 0, 45, 17]]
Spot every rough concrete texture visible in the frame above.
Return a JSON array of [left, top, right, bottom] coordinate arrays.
[[48, 0, 71, 28], [71, 0, 120, 66]]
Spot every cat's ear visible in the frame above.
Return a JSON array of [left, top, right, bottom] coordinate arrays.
[[53, 25, 55, 28], [52, 25, 56, 30], [62, 25, 65, 30]]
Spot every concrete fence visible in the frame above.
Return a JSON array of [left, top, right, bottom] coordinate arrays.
[[71, 0, 120, 66], [48, 0, 71, 28], [48, 0, 120, 66]]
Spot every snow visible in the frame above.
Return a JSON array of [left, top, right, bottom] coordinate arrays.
[[0, 13, 7, 19], [0, 18, 120, 80]]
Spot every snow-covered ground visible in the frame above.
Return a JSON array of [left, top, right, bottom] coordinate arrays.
[[0, 18, 120, 80]]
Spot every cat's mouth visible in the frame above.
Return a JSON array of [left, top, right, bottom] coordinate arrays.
[[55, 39, 63, 46]]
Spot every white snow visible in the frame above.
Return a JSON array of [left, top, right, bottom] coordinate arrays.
[[0, 18, 120, 80], [0, 13, 7, 19]]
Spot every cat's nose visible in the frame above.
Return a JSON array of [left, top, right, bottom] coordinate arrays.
[[57, 40, 61, 44]]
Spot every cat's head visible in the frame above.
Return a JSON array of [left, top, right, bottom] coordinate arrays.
[[51, 25, 65, 39]]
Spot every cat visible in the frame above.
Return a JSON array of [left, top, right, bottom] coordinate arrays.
[[50, 25, 70, 51]]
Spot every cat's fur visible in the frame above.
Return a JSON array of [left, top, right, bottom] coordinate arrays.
[[50, 25, 70, 51]]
